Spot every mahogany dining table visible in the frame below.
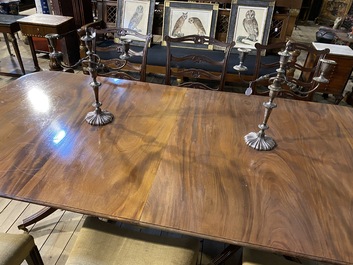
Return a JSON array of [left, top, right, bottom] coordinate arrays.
[[0, 71, 352, 265]]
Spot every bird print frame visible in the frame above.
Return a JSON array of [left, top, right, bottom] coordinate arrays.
[[227, 0, 275, 52], [162, 0, 219, 49], [116, 0, 155, 46]]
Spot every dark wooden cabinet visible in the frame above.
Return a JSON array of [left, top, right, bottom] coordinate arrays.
[[51, 0, 93, 28]]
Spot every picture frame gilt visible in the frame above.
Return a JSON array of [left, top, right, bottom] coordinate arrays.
[[162, 0, 219, 49], [116, 0, 155, 45], [227, 0, 275, 51], [317, 0, 353, 25]]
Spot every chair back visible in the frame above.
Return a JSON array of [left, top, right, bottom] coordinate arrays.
[[93, 27, 152, 82], [252, 41, 330, 100], [165, 35, 235, 91]]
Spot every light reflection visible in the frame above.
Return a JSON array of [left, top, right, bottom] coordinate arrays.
[[28, 89, 50, 113], [110, 78, 122, 85], [53, 130, 66, 144]]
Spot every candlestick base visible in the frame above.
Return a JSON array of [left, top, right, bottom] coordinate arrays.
[[85, 109, 114, 126], [233, 64, 248, 72], [244, 131, 276, 151]]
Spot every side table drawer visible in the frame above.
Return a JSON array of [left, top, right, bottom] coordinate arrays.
[[20, 24, 66, 37], [17, 13, 80, 66]]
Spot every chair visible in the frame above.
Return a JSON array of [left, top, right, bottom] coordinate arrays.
[[78, 21, 152, 82], [65, 216, 200, 265], [165, 35, 235, 91], [95, 27, 152, 82], [251, 41, 330, 101], [0, 232, 44, 265]]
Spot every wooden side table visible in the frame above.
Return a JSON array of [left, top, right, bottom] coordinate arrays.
[[17, 13, 79, 69], [0, 14, 26, 76], [312, 42, 353, 104]]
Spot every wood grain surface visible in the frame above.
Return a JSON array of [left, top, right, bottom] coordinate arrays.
[[140, 89, 353, 265], [0, 71, 186, 221], [1, 71, 352, 264]]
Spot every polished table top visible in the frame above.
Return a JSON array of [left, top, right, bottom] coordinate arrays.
[[0, 71, 352, 265], [0, 14, 26, 28]]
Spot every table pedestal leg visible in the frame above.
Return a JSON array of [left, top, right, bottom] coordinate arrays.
[[18, 207, 57, 231], [210, 245, 242, 265]]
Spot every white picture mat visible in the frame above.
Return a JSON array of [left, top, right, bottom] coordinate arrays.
[[169, 8, 213, 36], [233, 6, 268, 49], [122, 0, 150, 41]]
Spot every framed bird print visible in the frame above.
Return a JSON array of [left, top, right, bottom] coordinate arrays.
[[116, 0, 155, 46], [227, 0, 275, 52], [162, 0, 219, 49]]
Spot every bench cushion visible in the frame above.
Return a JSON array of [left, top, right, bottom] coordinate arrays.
[[66, 216, 200, 265], [96, 41, 280, 77]]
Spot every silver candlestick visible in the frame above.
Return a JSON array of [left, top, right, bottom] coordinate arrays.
[[241, 41, 336, 151], [45, 33, 63, 71], [119, 39, 132, 60], [81, 28, 114, 126], [233, 48, 251, 72], [46, 28, 114, 126]]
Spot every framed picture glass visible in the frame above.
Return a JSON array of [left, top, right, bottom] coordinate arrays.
[[162, 0, 219, 49], [227, 0, 275, 51], [116, 0, 155, 45]]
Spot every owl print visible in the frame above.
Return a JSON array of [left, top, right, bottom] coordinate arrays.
[[128, 5, 144, 32], [188, 17, 206, 36], [243, 9, 259, 41], [171, 12, 188, 37]]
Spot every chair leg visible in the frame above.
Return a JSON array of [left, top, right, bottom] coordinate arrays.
[[26, 245, 44, 265]]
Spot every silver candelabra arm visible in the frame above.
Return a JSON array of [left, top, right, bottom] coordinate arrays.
[[45, 33, 104, 71]]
